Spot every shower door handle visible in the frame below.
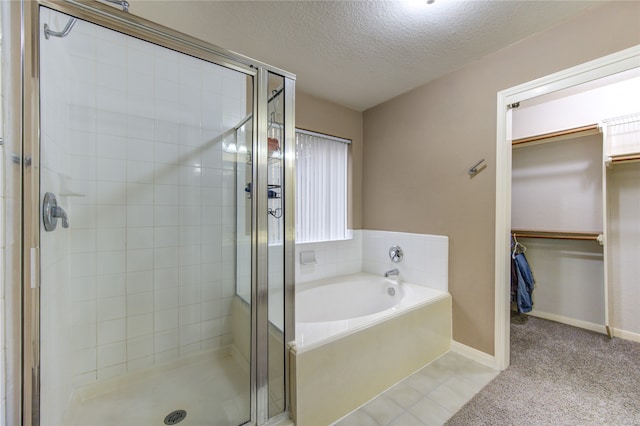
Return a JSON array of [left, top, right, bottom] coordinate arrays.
[[43, 192, 70, 231]]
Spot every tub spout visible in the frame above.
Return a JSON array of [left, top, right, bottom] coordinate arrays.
[[384, 268, 399, 277]]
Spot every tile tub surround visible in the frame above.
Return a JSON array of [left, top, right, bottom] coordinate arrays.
[[290, 294, 452, 425], [295, 230, 449, 292], [295, 230, 363, 284], [362, 230, 449, 292]]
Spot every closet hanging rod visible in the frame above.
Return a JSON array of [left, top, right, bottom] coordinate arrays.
[[512, 229, 602, 241], [512, 124, 600, 146], [608, 153, 640, 164]]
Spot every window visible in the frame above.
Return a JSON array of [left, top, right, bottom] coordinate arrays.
[[295, 129, 349, 243]]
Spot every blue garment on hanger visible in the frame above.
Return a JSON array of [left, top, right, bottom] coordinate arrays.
[[514, 252, 535, 313]]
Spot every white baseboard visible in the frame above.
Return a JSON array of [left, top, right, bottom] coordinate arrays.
[[613, 327, 640, 343], [520, 311, 640, 343], [451, 340, 496, 370], [527, 310, 607, 335]]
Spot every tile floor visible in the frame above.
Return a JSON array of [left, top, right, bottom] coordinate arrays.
[[334, 352, 499, 426]]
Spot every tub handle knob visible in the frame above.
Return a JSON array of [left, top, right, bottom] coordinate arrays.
[[389, 245, 404, 263], [43, 192, 70, 231]]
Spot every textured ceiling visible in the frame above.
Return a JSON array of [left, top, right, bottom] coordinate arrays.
[[132, 1, 605, 111]]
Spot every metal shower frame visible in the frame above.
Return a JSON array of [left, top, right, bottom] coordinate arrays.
[[17, 1, 296, 425]]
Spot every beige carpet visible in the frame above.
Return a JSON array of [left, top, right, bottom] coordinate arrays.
[[446, 314, 640, 425]]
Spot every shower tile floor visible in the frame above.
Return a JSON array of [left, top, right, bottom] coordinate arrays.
[[69, 348, 250, 426], [334, 351, 499, 426]]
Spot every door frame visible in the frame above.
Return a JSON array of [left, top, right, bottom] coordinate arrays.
[[493, 45, 640, 370]]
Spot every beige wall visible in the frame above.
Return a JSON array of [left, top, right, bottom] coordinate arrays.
[[362, 1, 640, 354], [296, 91, 363, 229]]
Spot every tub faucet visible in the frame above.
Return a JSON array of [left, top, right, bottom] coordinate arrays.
[[384, 268, 399, 278]]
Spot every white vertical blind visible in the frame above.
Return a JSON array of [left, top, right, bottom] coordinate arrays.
[[295, 131, 348, 243]]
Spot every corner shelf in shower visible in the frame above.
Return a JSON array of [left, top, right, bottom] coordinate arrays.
[[268, 184, 281, 199], [243, 147, 283, 214], [243, 184, 281, 199]]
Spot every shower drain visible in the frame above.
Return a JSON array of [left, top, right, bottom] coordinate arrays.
[[164, 410, 187, 425]]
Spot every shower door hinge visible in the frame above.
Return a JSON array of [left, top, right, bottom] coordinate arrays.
[[11, 153, 32, 167], [507, 102, 520, 110]]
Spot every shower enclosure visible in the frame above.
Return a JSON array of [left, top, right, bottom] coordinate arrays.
[[15, 1, 295, 425]]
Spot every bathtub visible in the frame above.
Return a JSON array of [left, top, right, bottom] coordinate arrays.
[[290, 273, 452, 425]]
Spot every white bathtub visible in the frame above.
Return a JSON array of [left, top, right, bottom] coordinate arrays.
[[290, 272, 452, 425], [295, 273, 449, 352]]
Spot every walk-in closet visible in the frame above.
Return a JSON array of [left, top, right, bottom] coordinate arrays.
[[510, 68, 640, 341]]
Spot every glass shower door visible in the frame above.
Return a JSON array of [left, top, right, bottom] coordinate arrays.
[[266, 73, 286, 417], [38, 7, 252, 425]]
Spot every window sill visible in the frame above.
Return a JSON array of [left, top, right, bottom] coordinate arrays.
[[296, 234, 354, 245]]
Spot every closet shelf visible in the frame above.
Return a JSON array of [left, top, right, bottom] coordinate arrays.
[[512, 124, 600, 146], [512, 229, 603, 242]]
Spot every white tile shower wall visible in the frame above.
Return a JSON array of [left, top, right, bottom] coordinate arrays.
[[295, 230, 363, 284], [362, 230, 449, 292], [39, 8, 247, 402]]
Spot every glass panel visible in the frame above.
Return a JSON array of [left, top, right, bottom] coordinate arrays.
[[267, 72, 285, 417], [38, 7, 251, 425]]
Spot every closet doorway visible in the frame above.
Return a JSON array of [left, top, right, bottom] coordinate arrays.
[[510, 127, 605, 332], [494, 45, 640, 370]]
